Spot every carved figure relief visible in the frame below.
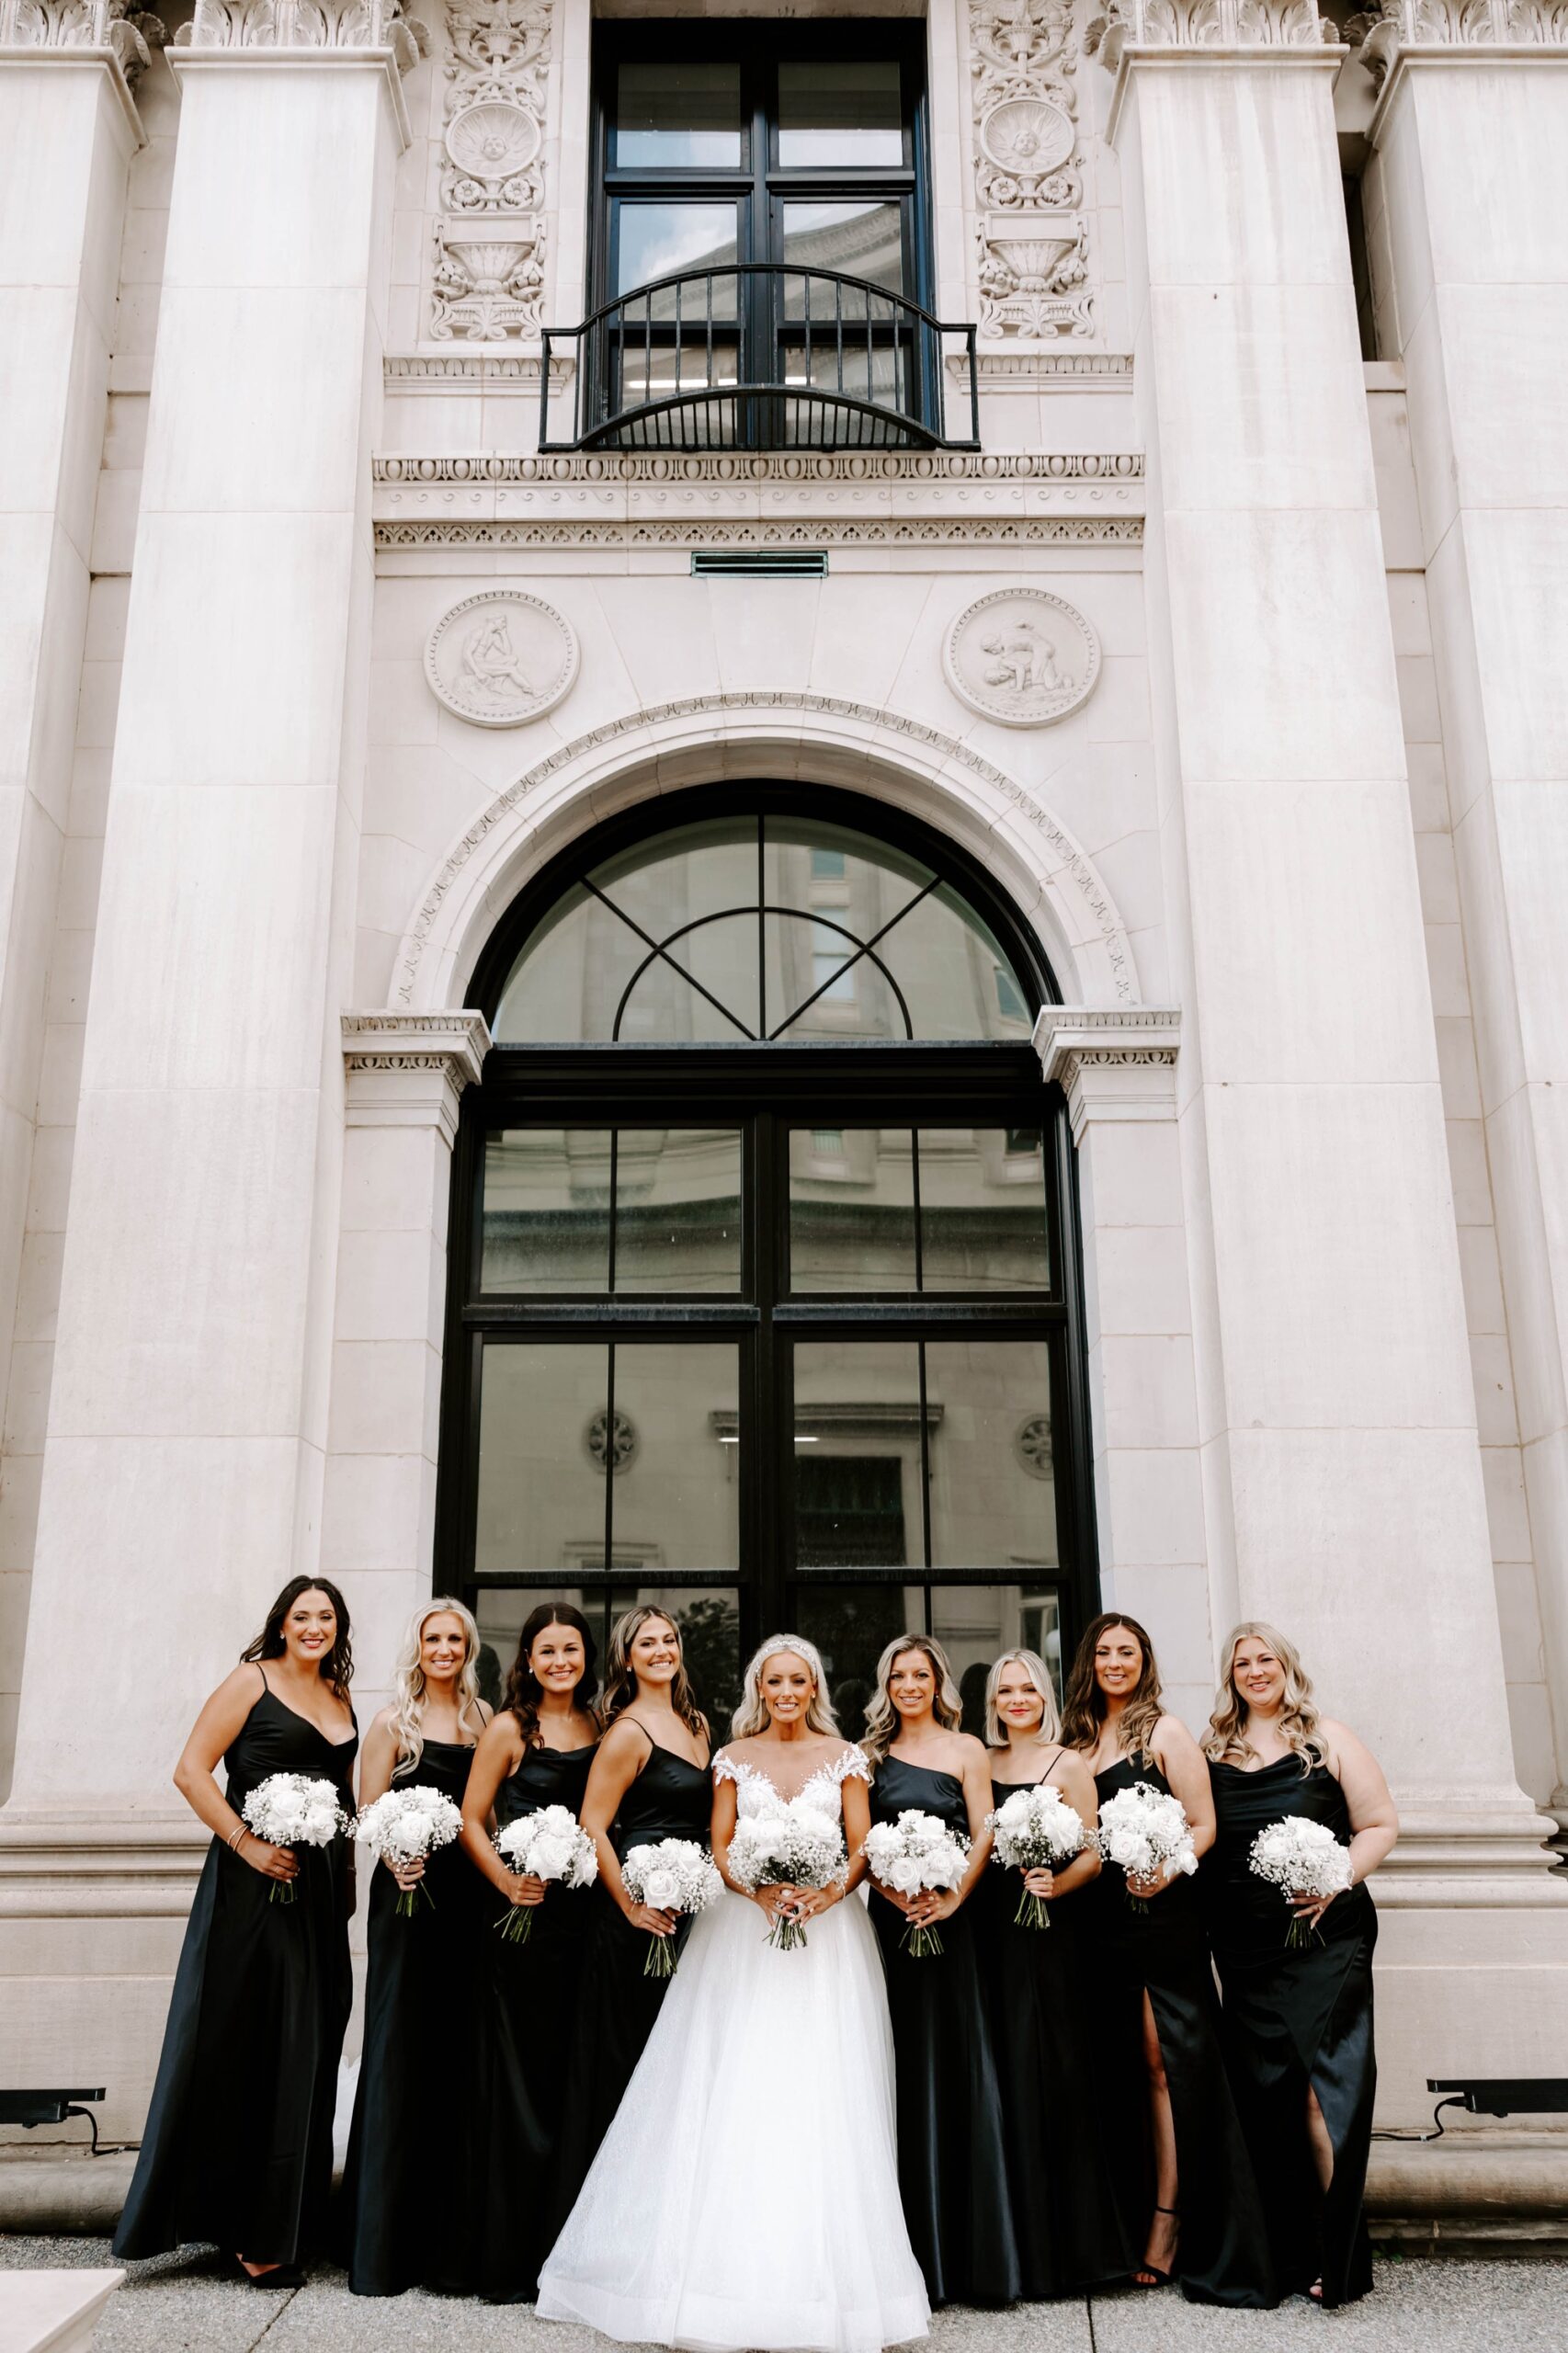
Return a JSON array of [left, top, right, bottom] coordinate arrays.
[[434, 0, 553, 341], [426, 590, 579, 726], [968, 0, 1092, 339], [943, 587, 1100, 726]]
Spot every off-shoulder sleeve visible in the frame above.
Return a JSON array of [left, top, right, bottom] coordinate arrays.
[[835, 1743, 872, 1785]]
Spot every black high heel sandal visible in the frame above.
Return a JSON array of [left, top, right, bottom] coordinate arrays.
[[1135, 2206, 1179, 2288]]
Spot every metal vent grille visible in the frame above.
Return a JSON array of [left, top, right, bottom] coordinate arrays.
[[691, 550, 828, 580]]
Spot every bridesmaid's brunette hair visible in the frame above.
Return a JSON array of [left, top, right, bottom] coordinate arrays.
[[983, 1648, 1061, 1749], [505, 1603, 600, 1746], [1204, 1620, 1326, 1771], [392, 1596, 486, 1772], [731, 1633, 839, 1740], [1061, 1612, 1163, 1764], [241, 1574, 353, 1705], [601, 1606, 709, 1742], [862, 1633, 962, 1763]]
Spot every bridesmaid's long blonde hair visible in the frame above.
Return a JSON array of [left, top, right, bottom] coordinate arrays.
[[1203, 1620, 1326, 1771], [863, 1633, 962, 1763], [391, 1597, 485, 1772]]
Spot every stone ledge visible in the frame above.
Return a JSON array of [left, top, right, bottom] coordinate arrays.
[[0, 2263, 122, 2351]]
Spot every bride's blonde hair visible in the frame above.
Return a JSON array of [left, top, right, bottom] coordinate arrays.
[[730, 1633, 839, 1739], [391, 1597, 485, 1773]]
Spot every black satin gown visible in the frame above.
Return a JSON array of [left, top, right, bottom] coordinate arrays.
[[547, 1734, 712, 2235], [1090, 1754, 1274, 2306], [1208, 1756, 1379, 2306], [973, 1760, 1133, 2296], [868, 1754, 1020, 2309], [340, 1736, 481, 2295], [114, 1678, 357, 2266], [468, 1739, 597, 2302]]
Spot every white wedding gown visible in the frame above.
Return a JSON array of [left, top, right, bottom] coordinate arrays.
[[537, 1743, 930, 2353]]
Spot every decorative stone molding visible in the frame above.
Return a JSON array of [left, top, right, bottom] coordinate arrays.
[[950, 349, 1135, 389], [384, 350, 572, 387], [0, 1809, 209, 1919], [1356, 0, 1568, 90], [1086, 0, 1330, 65], [969, 0, 1094, 340], [1374, 1803, 1568, 1906], [375, 449, 1142, 487], [1033, 1005, 1181, 1141], [342, 1009, 492, 1143], [393, 692, 1138, 1008], [425, 588, 578, 726], [378, 516, 1144, 550], [0, 0, 163, 81], [435, 0, 551, 340], [177, 0, 427, 66], [943, 585, 1100, 727]]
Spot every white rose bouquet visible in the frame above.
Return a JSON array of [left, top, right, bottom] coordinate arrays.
[[726, 1799, 848, 1951], [1095, 1781, 1199, 1915], [985, 1783, 1086, 1930], [863, 1807, 970, 1959], [242, 1771, 349, 1905], [620, 1836, 722, 1977], [494, 1804, 599, 1945], [1248, 1815, 1353, 1949], [354, 1784, 464, 1918]]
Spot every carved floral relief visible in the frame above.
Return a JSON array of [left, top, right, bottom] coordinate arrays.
[[969, 0, 1093, 341], [433, 0, 553, 343]]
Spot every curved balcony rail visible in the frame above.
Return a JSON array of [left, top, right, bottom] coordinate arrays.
[[540, 266, 980, 454]]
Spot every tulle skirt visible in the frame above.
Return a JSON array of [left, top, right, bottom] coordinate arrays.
[[537, 1886, 930, 2353]]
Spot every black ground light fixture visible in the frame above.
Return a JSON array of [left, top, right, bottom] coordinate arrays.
[[0, 2086, 107, 2155]]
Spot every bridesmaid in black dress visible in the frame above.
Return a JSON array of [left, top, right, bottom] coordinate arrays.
[[114, 1577, 358, 2286], [864, 1633, 1020, 2310], [1205, 1620, 1398, 2308], [976, 1648, 1131, 2297], [458, 1602, 600, 2302], [547, 1604, 712, 2228], [340, 1596, 489, 2296]]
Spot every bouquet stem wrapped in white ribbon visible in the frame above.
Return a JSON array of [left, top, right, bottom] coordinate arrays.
[[726, 1801, 848, 1951], [354, 1784, 464, 1918], [1248, 1815, 1353, 1949], [863, 1808, 970, 1959], [494, 1804, 598, 1944], [1094, 1781, 1199, 1915], [985, 1783, 1086, 1930], [241, 1772, 349, 1905], [620, 1837, 722, 1977]]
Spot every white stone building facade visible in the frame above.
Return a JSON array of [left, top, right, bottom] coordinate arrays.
[[2, 0, 1568, 2151]]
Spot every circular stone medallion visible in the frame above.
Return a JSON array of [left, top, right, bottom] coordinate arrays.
[[978, 97, 1075, 181], [426, 591, 579, 728], [444, 97, 541, 183], [942, 587, 1099, 728]]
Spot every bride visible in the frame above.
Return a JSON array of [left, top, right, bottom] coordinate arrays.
[[537, 1633, 930, 2353]]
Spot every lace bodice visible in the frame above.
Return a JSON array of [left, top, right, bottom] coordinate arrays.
[[715, 1743, 870, 1822]]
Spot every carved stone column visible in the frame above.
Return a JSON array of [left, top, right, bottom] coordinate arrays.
[[0, 0, 421, 2138], [1035, 1009, 1222, 1723], [1363, 5, 1568, 1831], [1098, 0, 1568, 2120], [330, 1012, 489, 1719]]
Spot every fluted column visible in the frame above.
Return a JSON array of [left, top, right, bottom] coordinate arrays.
[[1364, 4, 1568, 1827], [1099, 0, 1568, 2117]]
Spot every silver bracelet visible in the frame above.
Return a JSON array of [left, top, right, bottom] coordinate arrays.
[[227, 1824, 247, 1853]]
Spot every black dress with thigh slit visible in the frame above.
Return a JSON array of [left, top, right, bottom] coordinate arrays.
[[468, 1739, 597, 2302], [114, 1678, 357, 2267], [868, 1754, 1021, 2310], [341, 1736, 482, 2295], [1208, 1755, 1378, 2307], [974, 1759, 1134, 2296], [1090, 1754, 1275, 2306]]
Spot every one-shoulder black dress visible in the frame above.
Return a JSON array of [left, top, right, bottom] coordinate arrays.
[[468, 1739, 597, 2302], [115, 1677, 357, 2266], [974, 1760, 1133, 2297], [868, 1754, 1020, 2309], [546, 1735, 711, 2234], [340, 1736, 481, 2295], [1090, 1754, 1274, 2306], [1208, 1756, 1378, 2306]]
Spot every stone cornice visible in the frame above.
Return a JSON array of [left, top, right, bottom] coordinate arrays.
[[377, 515, 1144, 551], [374, 449, 1143, 489], [342, 1009, 491, 1140], [1089, 0, 1343, 137], [0, 0, 155, 136], [1360, 0, 1568, 136], [1033, 1005, 1182, 1139], [170, 0, 426, 144]]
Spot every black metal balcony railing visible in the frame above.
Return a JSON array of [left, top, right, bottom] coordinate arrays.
[[540, 265, 980, 455]]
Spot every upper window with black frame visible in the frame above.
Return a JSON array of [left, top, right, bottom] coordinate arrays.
[[540, 22, 979, 456]]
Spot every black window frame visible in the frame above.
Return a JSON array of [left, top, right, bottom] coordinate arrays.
[[437, 782, 1102, 1709]]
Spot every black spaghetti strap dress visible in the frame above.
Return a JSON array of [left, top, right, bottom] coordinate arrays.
[[974, 1756, 1133, 2297], [1208, 1756, 1379, 2306], [546, 1736, 712, 2234], [1090, 1754, 1275, 2306], [340, 1736, 481, 2295], [114, 1681, 357, 2266], [868, 1754, 1020, 2309], [468, 1739, 598, 2302]]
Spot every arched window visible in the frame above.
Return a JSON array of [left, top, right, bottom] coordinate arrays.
[[439, 786, 1098, 1728]]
